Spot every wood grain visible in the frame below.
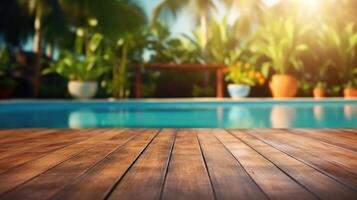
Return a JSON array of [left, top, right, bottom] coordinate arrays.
[[108, 129, 176, 200], [197, 129, 268, 200], [162, 129, 215, 200], [0, 128, 356, 200], [231, 129, 357, 200], [0, 129, 99, 174], [288, 129, 357, 152], [214, 129, 316, 200], [0, 129, 120, 194], [52, 129, 159, 200], [0, 129, 139, 200], [246, 129, 357, 188]]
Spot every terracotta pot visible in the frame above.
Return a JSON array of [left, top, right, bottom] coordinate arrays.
[[313, 88, 326, 98], [344, 88, 357, 98], [269, 74, 298, 98]]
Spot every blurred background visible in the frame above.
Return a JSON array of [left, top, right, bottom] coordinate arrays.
[[0, 0, 356, 99]]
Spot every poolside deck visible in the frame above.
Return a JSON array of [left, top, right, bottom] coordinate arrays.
[[0, 129, 356, 200]]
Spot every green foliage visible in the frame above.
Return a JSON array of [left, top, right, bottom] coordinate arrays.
[[0, 47, 17, 89], [104, 27, 151, 98], [149, 23, 203, 64], [318, 22, 357, 86], [251, 13, 310, 75], [43, 30, 107, 81], [192, 84, 215, 97], [59, 0, 147, 40], [207, 17, 241, 65], [226, 62, 265, 86], [152, 0, 215, 25], [0, 48, 10, 74]]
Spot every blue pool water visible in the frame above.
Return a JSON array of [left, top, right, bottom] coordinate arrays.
[[0, 99, 356, 128]]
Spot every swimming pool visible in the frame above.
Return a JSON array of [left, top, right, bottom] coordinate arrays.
[[0, 99, 356, 128]]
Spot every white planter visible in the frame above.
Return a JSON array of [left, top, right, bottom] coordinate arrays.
[[68, 81, 98, 99], [227, 84, 251, 98]]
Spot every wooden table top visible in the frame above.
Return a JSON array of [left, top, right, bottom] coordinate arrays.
[[0, 128, 356, 200]]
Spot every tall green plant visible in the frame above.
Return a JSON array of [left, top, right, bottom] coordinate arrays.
[[251, 13, 310, 75], [105, 28, 150, 98], [206, 17, 244, 65], [318, 22, 357, 87]]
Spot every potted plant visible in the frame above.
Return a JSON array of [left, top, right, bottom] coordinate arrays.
[[313, 82, 327, 98], [43, 29, 107, 99], [226, 62, 265, 98], [299, 79, 327, 98], [344, 79, 357, 98], [251, 14, 310, 98]]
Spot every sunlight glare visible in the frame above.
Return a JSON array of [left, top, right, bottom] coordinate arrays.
[[296, 0, 321, 11]]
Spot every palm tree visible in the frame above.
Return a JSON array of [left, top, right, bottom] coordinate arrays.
[[17, 0, 68, 97], [153, 0, 265, 50], [59, 0, 147, 40], [153, 0, 216, 49], [229, 0, 265, 37]]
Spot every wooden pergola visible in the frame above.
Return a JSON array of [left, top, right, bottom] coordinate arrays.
[[135, 63, 227, 98]]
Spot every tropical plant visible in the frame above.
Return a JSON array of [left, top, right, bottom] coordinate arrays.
[[0, 47, 17, 92], [0, 48, 10, 74], [59, 0, 147, 40], [104, 27, 151, 98], [251, 13, 310, 75], [149, 23, 203, 64], [206, 17, 255, 65], [226, 62, 265, 86], [43, 29, 107, 81], [153, 0, 216, 49], [318, 22, 357, 88]]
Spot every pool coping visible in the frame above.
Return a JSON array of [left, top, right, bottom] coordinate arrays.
[[1, 97, 357, 105]]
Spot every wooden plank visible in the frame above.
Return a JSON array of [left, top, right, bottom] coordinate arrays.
[[230, 130, 357, 199], [0, 129, 100, 173], [0, 129, 127, 194], [0, 129, 95, 157], [162, 129, 215, 200], [51, 129, 159, 200], [250, 129, 357, 173], [289, 129, 357, 152], [213, 129, 316, 200], [340, 129, 357, 134], [108, 129, 176, 200], [0, 129, 139, 200], [0, 129, 85, 149], [324, 129, 357, 138], [246, 129, 357, 189], [197, 129, 267, 200], [0, 129, 44, 138], [0, 129, 59, 146]]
